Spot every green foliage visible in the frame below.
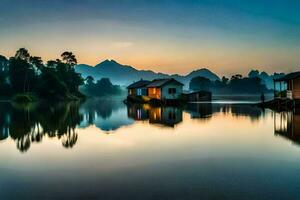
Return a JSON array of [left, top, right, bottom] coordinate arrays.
[[189, 75, 269, 94], [189, 76, 212, 91], [83, 77, 122, 97], [2, 48, 85, 101], [9, 57, 37, 93], [0, 55, 11, 96], [12, 93, 38, 103]]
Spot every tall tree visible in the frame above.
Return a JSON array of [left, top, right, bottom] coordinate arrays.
[[61, 52, 77, 67], [9, 48, 38, 93], [85, 76, 95, 86], [29, 56, 44, 73], [15, 48, 30, 61], [189, 76, 212, 91]]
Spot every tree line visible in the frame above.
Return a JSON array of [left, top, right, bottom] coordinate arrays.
[[189, 74, 270, 94], [82, 76, 123, 97], [0, 48, 84, 100]]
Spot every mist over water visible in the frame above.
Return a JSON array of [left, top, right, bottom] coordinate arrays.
[[0, 98, 300, 199]]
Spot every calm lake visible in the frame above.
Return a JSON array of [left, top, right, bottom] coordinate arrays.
[[0, 98, 300, 200]]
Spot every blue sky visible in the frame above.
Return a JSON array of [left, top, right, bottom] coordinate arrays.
[[1, 0, 299, 75]]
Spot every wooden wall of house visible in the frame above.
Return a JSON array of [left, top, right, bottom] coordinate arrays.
[[128, 89, 136, 96], [161, 83, 183, 100], [293, 77, 300, 99]]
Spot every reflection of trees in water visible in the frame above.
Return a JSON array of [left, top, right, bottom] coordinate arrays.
[[0, 102, 83, 152], [80, 99, 124, 121], [61, 128, 78, 148], [185, 103, 212, 120], [185, 103, 263, 122], [0, 104, 12, 140], [219, 105, 263, 121], [79, 99, 134, 131]]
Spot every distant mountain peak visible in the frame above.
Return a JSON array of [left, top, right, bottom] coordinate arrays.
[[75, 60, 220, 87], [186, 67, 220, 81], [97, 59, 118, 65]]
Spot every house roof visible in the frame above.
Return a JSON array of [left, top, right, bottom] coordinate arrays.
[[147, 78, 184, 88], [274, 71, 300, 82], [127, 80, 151, 89]]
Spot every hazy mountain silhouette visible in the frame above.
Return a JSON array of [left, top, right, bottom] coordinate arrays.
[[76, 59, 220, 87]]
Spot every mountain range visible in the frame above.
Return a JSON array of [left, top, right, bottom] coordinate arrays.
[[75, 60, 220, 88], [75, 60, 285, 89]]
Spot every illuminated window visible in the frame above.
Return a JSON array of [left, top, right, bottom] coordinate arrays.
[[153, 88, 156, 94]]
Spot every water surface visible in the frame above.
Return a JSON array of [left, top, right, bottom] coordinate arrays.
[[0, 99, 300, 200]]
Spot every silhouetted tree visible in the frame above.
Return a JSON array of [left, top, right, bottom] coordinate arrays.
[[15, 48, 30, 61], [189, 76, 212, 91], [221, 76, 229, 85], [85, 76, 94, 86], [83, 77, 122, 97], [29, 56, 44, 73], [248, 70, 259, 78], [9, 49, 37, 93], [61, 51, 77, 67]]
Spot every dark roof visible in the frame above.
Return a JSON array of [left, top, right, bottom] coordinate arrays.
[[274, 71, 300, 82], [127, 80, 151, 89], [147, 78, 184, 88]]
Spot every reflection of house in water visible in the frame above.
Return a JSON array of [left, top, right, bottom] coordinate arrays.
[[127, 104, 150, 121], [274, 110, 300, 145], [127, 104, 183, 127], [149, 107, 182, 127]]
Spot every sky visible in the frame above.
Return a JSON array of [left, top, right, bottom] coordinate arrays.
[[0, 0, 300, 76]]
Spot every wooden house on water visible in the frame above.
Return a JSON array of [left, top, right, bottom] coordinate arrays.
[[274, 71, 300, 100], [126, 78, 212, 104], [127, 79, 151, 97], [147, 78, 184, 101]]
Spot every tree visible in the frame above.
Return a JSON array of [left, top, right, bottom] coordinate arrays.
[[2, 48, 85, 100], [0, 55, 8, 70], [0, 55, 10, 94], [248, 70, 259, 78], [221, 76, 229, 85], [61, 51, 77, 67], [83, 77, 122, 97], [85, 76, 95, 86], [29, 56, 44, 73], [189, 76, 212, 91], [15, 48, 30, 61], [9, 58, 36, 93], [230, 74, 243, 81]]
